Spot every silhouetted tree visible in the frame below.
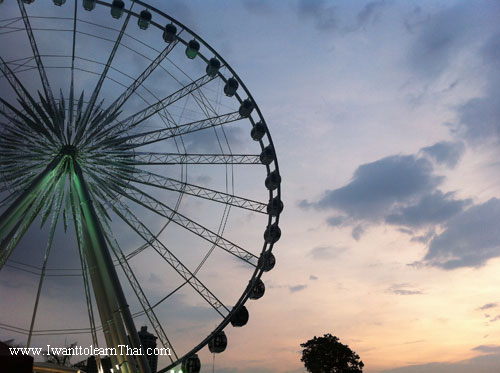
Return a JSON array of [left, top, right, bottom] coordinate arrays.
[[1, 339, 23, 348], [300, 333, 364, 373], [44, 341, 77, 367]]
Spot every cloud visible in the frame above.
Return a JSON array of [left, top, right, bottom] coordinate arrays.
[[410, 229, 435, 244], [473, 345, 500, 353], [209, 367, 277, 373], [304, 155, 442, 220], [297, 0, 338, 31], [216, 369, 275, 373], [414, 7, 500, 145], [309, 246, 346, 260], [455, 80, 500, 145], [300, 145, 479, 249], [351, 224, 364, 240], [289, 284, 307, 293], [301, 149, 489, 268], [420, 141, 465, 169], [398, 227, 414, 235], [391, 289, 422, 296], [421, 198, 500, 269], [402, 339, 425, 345], [478, 303, 497, 311], [297, 0, 389, 33], [380, 352, 500, 373], [388, 283, 423, 296], [242, 0, 274, 14], [356, 1, 389, 28], [326, 215, 346, 227], [480, 33, 500, 71], [454, 28, 500, 145], [407, 4, 469, 79], [406, 2, 499, 80], [385, 191, 471, 228]]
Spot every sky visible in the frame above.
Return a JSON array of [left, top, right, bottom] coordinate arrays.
[[1, 0, 500, 372]]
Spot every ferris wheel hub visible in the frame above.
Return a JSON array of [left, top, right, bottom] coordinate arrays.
[[60, 144, 78, 156]]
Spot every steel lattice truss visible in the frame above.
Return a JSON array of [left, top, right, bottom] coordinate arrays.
[[0, 1, 282, 373]]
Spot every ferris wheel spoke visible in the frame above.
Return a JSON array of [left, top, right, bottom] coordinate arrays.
[[0, 174, 38, 199], [105, 111, 243, 150], [86, 173, 230, 318], [70, 55, 187, 147], [97, 170, 260, 266], [75, 100, 120, 146], [68, 0, 77, 136], [0, 165, 46, 189], [0, 124, 49, 149], [0, 97, 24, 125], [69, 162, 153, 373], [88, 73, 216, 145], [0, 28, 24, 37], [0, 170, 42, 188], [0, 156, 46, 172], [1, 148, 51, 162], [125, 151, 261, 165], [100, 228, 179, 363], [126, 168, 267, 214], [17, 1, 59, 120], [2, 144, 54, 161], [0, 56, 35, 106], [0, 169, 60, 271], [0, 16, 23, 30], [128, 218, 224, 315], [81, 3, 135, 132], [84, 182, 178, 361], [76, 249, 103, 367], [91, 38, 180, 136], [5, 56, 36, 74], [77, 254, 101, 353], [0, 91, 62, 147], [1, 145, 53, 163], [0, 150, 50, 162], [190, 84, 220, 120], [27, 172, 67, 348], [0, 189, 22, 209], [0, 64, 60, 143], [0, 154, 64, 241], [0, 137, 36, 153], [0, 123, 40, 142]]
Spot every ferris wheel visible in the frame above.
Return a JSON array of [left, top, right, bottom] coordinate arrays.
[[0, 1, 282, 372]]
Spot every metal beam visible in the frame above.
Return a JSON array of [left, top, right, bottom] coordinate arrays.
[[17, 1, 59, 126], [0, 155, 62, 240], [102, 111, 243, 150], [71, 159, 152, 373], [88, 39, 180, 139]]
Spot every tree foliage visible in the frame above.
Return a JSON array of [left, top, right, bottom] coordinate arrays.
[[1, 339, 23, 348], [44, 341, 77, 367], [300, 333, 364, 373]]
